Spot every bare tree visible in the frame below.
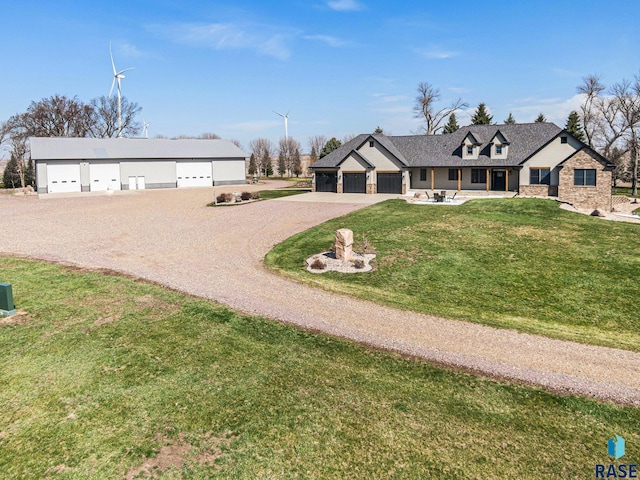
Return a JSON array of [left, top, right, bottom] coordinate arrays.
[[342, 134, 356, 143], [89, 96, 141, 138], [308, 135, 327, 157], [612, 78, 640, 195], [577, 75, 606, 149], [413, 82, 468, 135], [249, 138, 276, 177]]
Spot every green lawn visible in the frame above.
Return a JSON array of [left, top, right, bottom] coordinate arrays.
[[1, 256, 638, 478], [265, 198, 640, 351], [612, 186, 639, 198], [258, 188, 311, 199]]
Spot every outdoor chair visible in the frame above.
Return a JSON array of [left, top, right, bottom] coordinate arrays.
[[447, 192, 457, 202]]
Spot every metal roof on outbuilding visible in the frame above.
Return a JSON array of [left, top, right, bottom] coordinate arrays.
[[29, 137, 247, 160]]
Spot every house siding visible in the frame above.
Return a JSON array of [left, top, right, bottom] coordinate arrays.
[[558, 150, 612, 211], [521, 135, 581, 187]]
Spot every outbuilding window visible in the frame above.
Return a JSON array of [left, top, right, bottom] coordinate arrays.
[[530, 168, 550, 185], [574, 169, 596, 186]]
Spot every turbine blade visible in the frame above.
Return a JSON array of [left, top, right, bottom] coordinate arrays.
[[118, 67, 135, 75], [110, 42, 117, 75], [109, 77, 116, 97], [273, 110, 284, 117]]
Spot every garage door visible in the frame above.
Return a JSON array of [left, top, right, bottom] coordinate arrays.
[[315, 172, 337, 192], [343, 173, 366, 193], [377, 173, 403, 194], [48, 163, 81, 193], [90, 163, 121, 191], [176, 162, 212, 187]]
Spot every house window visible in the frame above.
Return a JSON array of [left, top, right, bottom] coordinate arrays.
[[420, 168, 427, 181], [561, 136, 568, 144], [369, 140, 374, 147], [530, 168, 550, 185], [574, 169, 596, 186], [495, 145, 503, 155], [471, 169, 487, 184], [466, 145, 474, 155], [448, 168, 459, 181]]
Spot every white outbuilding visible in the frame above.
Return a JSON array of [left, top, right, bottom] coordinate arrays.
[[29, 137, 247, 194]]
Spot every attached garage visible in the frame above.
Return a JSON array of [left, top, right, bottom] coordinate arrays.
[[376, 172, 402, 194], [315, 172, 337, 192], [90, 163, 121, 191], [343, 173, 366, 193], [47, 163, 81, 193], [176, 161, 212, 188]]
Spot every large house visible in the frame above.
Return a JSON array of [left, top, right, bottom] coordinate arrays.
[[311, 123, 614, 210], [30, 137, 247, 194]]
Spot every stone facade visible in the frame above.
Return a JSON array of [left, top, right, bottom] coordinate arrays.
[[519, 185, 557, 197], [557, 150, 612, 211], [337, 183, 343, 194], [366, 183, 376, 194]]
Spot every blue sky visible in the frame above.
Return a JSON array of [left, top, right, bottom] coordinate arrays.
[[1, 0, 638, 152]]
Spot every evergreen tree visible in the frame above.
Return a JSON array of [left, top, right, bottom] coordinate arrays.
[[24, 158, 34, 187], [504, 113, 516, 124], [535, 113, 547, 123], [565, 111, 586, 142], [292, 149, 302, 177], [248, 153, 257, 176], [320, 137, 342, 158], [470, 103, 493, 125], [442, 113, 459, 134], [309, 145, 318, 166], [260, 151, 272, 177], [277, 150, 286, 177], [2, 157, 21, 188], [373, 126, 384, 134]]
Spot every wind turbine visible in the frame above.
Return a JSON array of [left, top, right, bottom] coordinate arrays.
[[273, 108, 291, 142], [109, 43, 135, 138], [142, 118, 150, 138]]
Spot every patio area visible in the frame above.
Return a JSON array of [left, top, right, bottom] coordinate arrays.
[[405, 189, 517, 206]]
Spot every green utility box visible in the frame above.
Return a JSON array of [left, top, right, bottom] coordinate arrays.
[[0, 282, 16, 317]]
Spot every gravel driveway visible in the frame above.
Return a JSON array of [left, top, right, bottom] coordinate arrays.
[[1, 185, 639, 405]]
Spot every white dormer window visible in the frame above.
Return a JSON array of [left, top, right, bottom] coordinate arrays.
[[467, 145, 473, 155], [496, 145, 503, 155]]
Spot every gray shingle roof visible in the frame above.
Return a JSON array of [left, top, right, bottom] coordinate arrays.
[[29, 137, 247, 160], [312, 123, 564, 169]]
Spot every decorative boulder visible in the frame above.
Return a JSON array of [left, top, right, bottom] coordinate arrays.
[[334, 228, 354, 261]]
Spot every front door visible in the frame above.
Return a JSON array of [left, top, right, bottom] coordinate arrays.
[[492, 170, 506, 191]]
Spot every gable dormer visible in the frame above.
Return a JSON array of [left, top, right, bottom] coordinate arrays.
[[462, 132, 482, 160], [489, 130, 510, 158]]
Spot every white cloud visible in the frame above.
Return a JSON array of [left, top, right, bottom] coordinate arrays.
[[303, 35, 346, 47], [413, 47, 459, 59], [153, 22, 293, 60], [371, 94, 408, 103], [508, 94, 584, 124], [327, 0, 365, 12], [116, 42, 146, 58]]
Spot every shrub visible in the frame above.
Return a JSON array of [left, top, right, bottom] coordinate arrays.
[[353, 259, 365, 269], [241, 191, 252, 201], [250, 191, 261, 200], [216, 193, 233, 203], [310, 258, 326, 270]]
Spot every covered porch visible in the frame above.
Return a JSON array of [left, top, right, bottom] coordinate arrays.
[[408, 167, 520, 193]]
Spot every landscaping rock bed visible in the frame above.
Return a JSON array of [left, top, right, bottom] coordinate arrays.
[[305, 251, 376, 274]]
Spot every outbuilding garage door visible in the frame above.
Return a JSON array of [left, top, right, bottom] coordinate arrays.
[[48, 163, 81, 193], [315, 172, 337, 192], [176, 162, 212, 187], [377, 173, 403, 194], [343, 173, 366, 193], [90, 163, 121, 191]]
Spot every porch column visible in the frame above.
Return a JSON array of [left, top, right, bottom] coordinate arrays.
[[486, 168, 490, 192], [457, 168, 461, 192], [431, 167, 434, 191], [505, 169, 509, 192]]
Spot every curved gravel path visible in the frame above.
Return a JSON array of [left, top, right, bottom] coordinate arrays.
[[1, 186, 639, 405]]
